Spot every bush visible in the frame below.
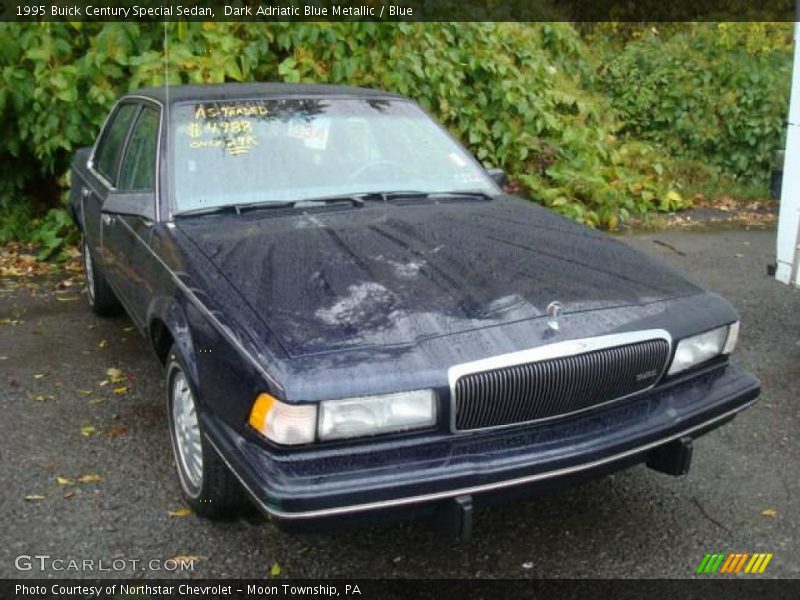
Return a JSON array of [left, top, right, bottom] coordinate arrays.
[[266, 22, 690, 227], [597, 23, 793, 183], [0, 22, 790, 257]]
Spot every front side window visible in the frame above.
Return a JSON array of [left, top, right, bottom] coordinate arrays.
[[171, 98, 495, 212], [94, 103, 137, 185], [119, 107, 159, 191]]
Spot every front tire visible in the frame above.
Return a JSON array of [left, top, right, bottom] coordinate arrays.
[[166, 345, 247, 519], [82, 236, 121, 316]]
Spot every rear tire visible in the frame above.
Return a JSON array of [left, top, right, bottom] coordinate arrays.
[[166, 345, 247, 519], [82, 236, 122, 316]]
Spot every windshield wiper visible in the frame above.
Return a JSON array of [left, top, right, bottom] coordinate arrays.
[[174, 195, 365, 218], [244, 194, 366, 210], [371, 190, 495, 202], [174, 204, 243, 218], [173, 191, 492, 218]]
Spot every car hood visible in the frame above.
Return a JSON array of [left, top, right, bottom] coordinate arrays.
[[176, 196, 701, 357]]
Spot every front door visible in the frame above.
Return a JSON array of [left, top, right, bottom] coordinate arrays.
[[102, 105, 161, 327], [84, 102, 139, 271]]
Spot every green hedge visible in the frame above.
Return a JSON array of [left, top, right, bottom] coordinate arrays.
[[596, 23, 792, 183], [0, 22, 792, 256]]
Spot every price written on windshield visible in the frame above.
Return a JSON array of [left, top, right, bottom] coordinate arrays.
[[185, 119, 258, 156]]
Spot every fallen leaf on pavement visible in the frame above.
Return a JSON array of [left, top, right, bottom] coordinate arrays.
[[762, 508, 779, 518], [77, 389, 93, 396], [63, 491, 76, 499], [80, 424, 97, 437], [168, 507, 193, 518], [104, 425, 127, 437], [98, 340, 108, 348], [77, 474, 103, 484], [270, 562, 282, 577], [89, 398, 104, 405], [24, 495, 46, 501], [112, 386, 128, 395], [106, 368, 126, 383], [34, 374, 45, 379], [56, 476, 73, 486]]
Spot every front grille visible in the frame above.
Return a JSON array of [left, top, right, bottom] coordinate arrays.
[[454, 339, 670, 431]]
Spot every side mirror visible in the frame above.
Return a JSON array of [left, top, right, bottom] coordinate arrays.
[[102, 190, 155, 222], [487, 168, 508, 188]]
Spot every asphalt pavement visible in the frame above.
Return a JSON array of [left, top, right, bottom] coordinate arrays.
[[1, 227, 798, 579]]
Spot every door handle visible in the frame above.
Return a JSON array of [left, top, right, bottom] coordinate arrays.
[[81, 187, 90, 199], [101, 214, 115, 226]]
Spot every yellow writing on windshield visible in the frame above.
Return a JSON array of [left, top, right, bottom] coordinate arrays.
[[187, 134, 258, 155], [194, 104, 268, 119], [185, 102, 263, 156], [187, 119, 253, 138], [225, 135, 258, 156]]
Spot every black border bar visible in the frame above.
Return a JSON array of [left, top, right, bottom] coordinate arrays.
[[3, 579, 800, 600], [0, 0, 797, 22]]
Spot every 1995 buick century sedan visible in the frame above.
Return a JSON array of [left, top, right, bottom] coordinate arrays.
[[70, 83, 760, 537]]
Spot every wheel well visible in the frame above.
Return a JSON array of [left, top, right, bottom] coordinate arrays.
[[149, 319, 174, 366]]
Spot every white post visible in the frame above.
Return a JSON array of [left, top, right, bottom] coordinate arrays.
[[776, 20, 800, 287]]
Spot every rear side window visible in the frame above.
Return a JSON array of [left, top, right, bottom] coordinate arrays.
[[94, 103, 137, 185], [119, 107, 159, 191]]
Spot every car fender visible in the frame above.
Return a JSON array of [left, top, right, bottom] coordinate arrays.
[[147, 295, 200, 388]]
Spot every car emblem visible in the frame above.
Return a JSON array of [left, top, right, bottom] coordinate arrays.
[[546, 301, 563, 331], [636, 369, 659, 381]]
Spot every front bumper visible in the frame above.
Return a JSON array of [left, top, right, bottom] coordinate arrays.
[[202, 362, 759, 526]]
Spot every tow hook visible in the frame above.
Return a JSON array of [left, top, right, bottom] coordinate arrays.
[[647, 436, 694, 476], [438, 494, 473, 542]]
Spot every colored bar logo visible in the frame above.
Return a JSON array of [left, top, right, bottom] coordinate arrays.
[[696, 552, 773, 574]]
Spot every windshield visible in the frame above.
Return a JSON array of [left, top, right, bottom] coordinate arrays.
[[171, 97, 496, 212]]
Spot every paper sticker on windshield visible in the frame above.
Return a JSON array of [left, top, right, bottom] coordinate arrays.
[[288, 118, 330, 150]]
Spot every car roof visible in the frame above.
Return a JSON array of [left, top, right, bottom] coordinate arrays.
[[127, 82, 407, 105]]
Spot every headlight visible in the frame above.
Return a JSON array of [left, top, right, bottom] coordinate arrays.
[[318, 389, 437, 441], [667, 323, 738, 376], [248, 393, 316, 445]]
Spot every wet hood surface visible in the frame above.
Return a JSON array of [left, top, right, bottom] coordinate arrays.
[[176, 196, 701, 357]]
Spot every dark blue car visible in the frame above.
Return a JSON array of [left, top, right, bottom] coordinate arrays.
[[70, 83, 759, 537]]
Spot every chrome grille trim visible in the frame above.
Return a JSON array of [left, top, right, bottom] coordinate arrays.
[[448, 329, 672, 432]]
